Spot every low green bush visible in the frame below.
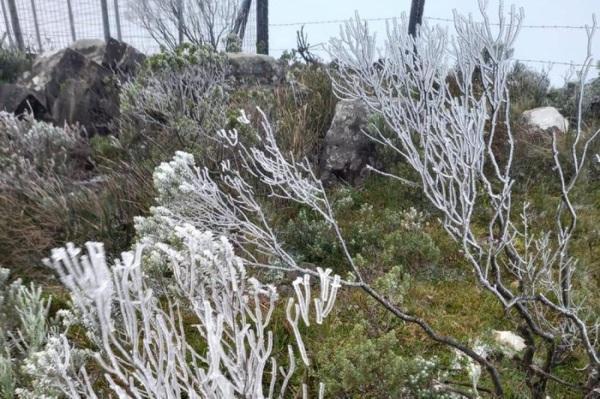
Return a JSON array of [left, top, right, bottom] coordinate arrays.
[[0, 47, 30, 84]]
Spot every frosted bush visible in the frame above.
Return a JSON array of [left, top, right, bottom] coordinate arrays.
[[0, 112, 81, 186], [14, 144, 341, 397], [42, 232, 335, 397], [0, 268, 85, 399], [120, 45, 229, 161]]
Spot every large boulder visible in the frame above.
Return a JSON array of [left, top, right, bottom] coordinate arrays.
[[21, 39, 145, 89], [45, 48, 120, 135], [319, 100, 376, 186], [522, 106, 569, 133], [226, 53, 285, 85], [15, 39, 144, 135]]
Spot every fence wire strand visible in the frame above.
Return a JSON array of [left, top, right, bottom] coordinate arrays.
[[0, 0, 258, 53], [0, 1, 597, 74]]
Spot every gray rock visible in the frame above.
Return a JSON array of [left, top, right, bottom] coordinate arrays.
[[69, 39, 107, 64], [15, 39, 144, 135], [522, 106, 569, 133], [226, 52, 285, 85], [21, 39, 144, 89], [319, 100, 375, 186], [46, 48, 120, 136], [0, 84, 48, 119], [102, 38, 146, 78]]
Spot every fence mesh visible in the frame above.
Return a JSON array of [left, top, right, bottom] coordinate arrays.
[[0, 0, 258, 54]]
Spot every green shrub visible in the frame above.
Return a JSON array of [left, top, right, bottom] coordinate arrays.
[[283, 185, 440, 277], [507, 61, 550, 114], [0, 47, 30, 84], [273, 65, 337, 160], [547, 76, 600, 125], [143, 43, 227, 75]]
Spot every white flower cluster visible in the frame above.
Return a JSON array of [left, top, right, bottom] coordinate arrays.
[[399, 207, 428, 232]]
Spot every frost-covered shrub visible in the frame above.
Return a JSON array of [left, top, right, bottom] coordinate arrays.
[[0, 268, 87, 399], [40, 226, 336, 398], [0, 112, 82, 185], [0, 113, 92, 273], [13, 147, 340, 397], [120, 44, 229, 166]]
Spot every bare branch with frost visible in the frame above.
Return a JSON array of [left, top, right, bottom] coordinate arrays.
[[127, 0, 240, 50], [327, 0, 599, 394], [44, 221, 335, 397]]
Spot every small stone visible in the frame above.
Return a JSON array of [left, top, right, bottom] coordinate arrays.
[[522, 106, 569, 133]]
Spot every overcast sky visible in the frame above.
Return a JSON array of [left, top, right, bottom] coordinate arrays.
[[270, 0, 600, 86]]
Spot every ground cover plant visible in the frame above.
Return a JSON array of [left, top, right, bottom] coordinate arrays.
[[0, 1, 599, 397]]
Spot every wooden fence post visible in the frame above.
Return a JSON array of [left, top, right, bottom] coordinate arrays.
[[113, 0, 122, 41], [408, 0, 426, 37], [177, 0, 184, 45], [256, 0, 268, 54], [233, 0, 252, 41]]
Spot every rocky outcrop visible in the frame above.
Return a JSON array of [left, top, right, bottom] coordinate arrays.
[[101, 38, 147, 77], [226, 53, 285, 85], [0, 84, 48, 120], [522, 106, 569, 133], [45, 48, 120, 135], [10, 38, 145, 135], [21, 38, 145, 88], [319, 100, 376, 186]]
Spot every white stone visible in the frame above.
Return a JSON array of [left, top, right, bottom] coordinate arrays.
[[492, 330, 527, 354], [522, 106, 569, 133]]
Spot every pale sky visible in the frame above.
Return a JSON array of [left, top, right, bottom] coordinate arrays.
[[270, 0, 600, 86]]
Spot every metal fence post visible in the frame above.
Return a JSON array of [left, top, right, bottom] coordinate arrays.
[[177, 0, 184, 45], [66, 0, 77, 42], [6, 0, 24, 51], [256, 0, 268, 54], [30, 0, 43, 51], [0, 0, 15, 48], [100, 0, 110, 42], [233, 0, 252, 41], [113, 0, 122, 41]]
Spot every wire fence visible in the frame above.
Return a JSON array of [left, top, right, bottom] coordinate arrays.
[[270, 15, 594, 30], [0, 0, 258, 54], [269, 13, 600, 78], [0, 0, 597, 76]]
